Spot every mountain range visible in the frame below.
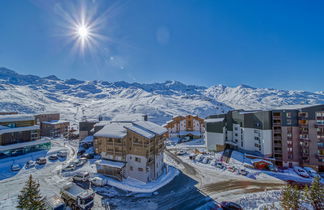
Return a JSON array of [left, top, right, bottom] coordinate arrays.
[[0, 67, 323, 126]]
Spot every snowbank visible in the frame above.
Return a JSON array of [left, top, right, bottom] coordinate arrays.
[[97, 165, 179, 193]]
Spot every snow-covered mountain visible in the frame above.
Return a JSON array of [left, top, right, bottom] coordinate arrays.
[[205, 84, 324, 110], [0, 68, 230, 125], [0, 67, 323, 125]]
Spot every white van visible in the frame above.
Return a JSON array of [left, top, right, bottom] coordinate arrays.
[[73, 171, 90, 182]]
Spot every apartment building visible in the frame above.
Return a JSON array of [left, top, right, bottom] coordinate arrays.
[[205, 110, 273, 156], [0, 114, 50, 159], [272, 105, 324, 171], [35, 113, 70, 137], [164, 115, 205, 139], [93, 121, 167, 182]]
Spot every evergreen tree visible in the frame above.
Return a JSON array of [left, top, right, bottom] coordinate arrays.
[[17, 174, 45, 210], [280, 184, 301, 210], [303, 176, 324, 210]]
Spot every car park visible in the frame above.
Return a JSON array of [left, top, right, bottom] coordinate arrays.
[[304, 167, 320, 178], [36, 157, 47, 165], [48, 154, 58, 160], [57, 151, 68, 158], [25, 160, 35, 169], [11, 164, 21, 171], [73, 171, 90, 182], [220, 201, 243, 210], [293, 166, 310, 178]]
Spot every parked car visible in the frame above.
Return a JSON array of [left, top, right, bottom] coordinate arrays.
[[202, 157, 210, 164], [238, 169, 248, 176], [73, 171, 90, 182], [48, 154, 58, 160], [195, 154, 204, 162], [57, 151, 68, 158], [25, 160, 35, 169], [220, 201, 243, 210], [293, 166, 310, 178], [77, 149, 86, 156], [210, 159, 217, 166], [62, 164, 76, 172], [227, 166, 236, 173], [90, 177, 107, 187], [304, 167, 320, 178], [11, 164, 21, 171], [81, 153, 94, 159], [36, 157, 47, 165], [216, 162, 224, 169], [189, 154, 197, 160], [176, 150, 187, 156]]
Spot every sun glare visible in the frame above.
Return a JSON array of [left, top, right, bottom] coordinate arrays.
[[77, 25, 89, 39]]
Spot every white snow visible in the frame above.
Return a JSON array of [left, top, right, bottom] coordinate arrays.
[[95, 165, 179, 193], [0, 125, 39, 135], [124, 124, 155, 139], [133, 121, 167, 135], [178, 130, 202, 136], [42, 120, 69, 125], [95, 159, 125, 169], [0, 114, 35, 122], [93, 123, 128, 138]]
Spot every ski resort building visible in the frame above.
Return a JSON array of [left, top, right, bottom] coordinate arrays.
[[164, 115, 205, 139], [205, 110, 273, 156], [93, 121, 167, 182], [271, 105, 324, 171], [35, 113, 70, 138], [206, 104, 324, 171], [0, 114, 50, 159]]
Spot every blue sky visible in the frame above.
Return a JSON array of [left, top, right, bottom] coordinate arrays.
[[0, 0, 323, 91]]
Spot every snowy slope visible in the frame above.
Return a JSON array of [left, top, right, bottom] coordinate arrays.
[[205, 84, 324, 110], [0, 68, 230, 125], [0, 67, 323, 125]]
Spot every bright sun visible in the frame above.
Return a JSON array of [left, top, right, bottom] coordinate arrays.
[[77, 25, 89, 39]]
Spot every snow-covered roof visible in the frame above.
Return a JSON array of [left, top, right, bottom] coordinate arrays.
[[42, 120, 69, 125], [0, 114, 35, 123], [250, 159, 273, 165], [94, 123, 129, 138], [133, 121, 167, 135], [179, 130, 202, 136], [95, 159, 125, 168], [0, 125, 40, 135], [0, 125, 8, 130], [94, 121, 110, 127], [205, 118, 224, 123], [0, 138, 50, 152], [124, 124, 155, 139]]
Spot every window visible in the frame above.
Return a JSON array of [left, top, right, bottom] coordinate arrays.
[[135, 157, 141, 163], [287, 119, 292, 125], [8, 123, 16, 128], [286, 112, 292, 118], [138, 168, 144, 172], [130, 166, 133, 171]]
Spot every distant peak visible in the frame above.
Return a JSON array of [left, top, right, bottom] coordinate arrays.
[[237, 84, 255, 89], [43, 75, 60, 80], [0, 67, 18, 75]]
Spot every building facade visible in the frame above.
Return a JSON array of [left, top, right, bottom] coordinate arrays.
[[0, 114, 50, 159], [164, 115, 205, 139], [35, 113, 70, 138], [272, 105, 324, 171], [205, 110, 273, 157], [94, 121, 167, 183]]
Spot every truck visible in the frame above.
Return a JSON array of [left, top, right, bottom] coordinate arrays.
[[60, 182, 95, 210]]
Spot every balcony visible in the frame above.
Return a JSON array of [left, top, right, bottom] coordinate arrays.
[[273, 129, 282, 134], [273, 136, 282, 141], [272, 115, 281, 120], [274, 143, 282, 147], [315, 123, 324, 128], [316, 154, 324, 159]]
